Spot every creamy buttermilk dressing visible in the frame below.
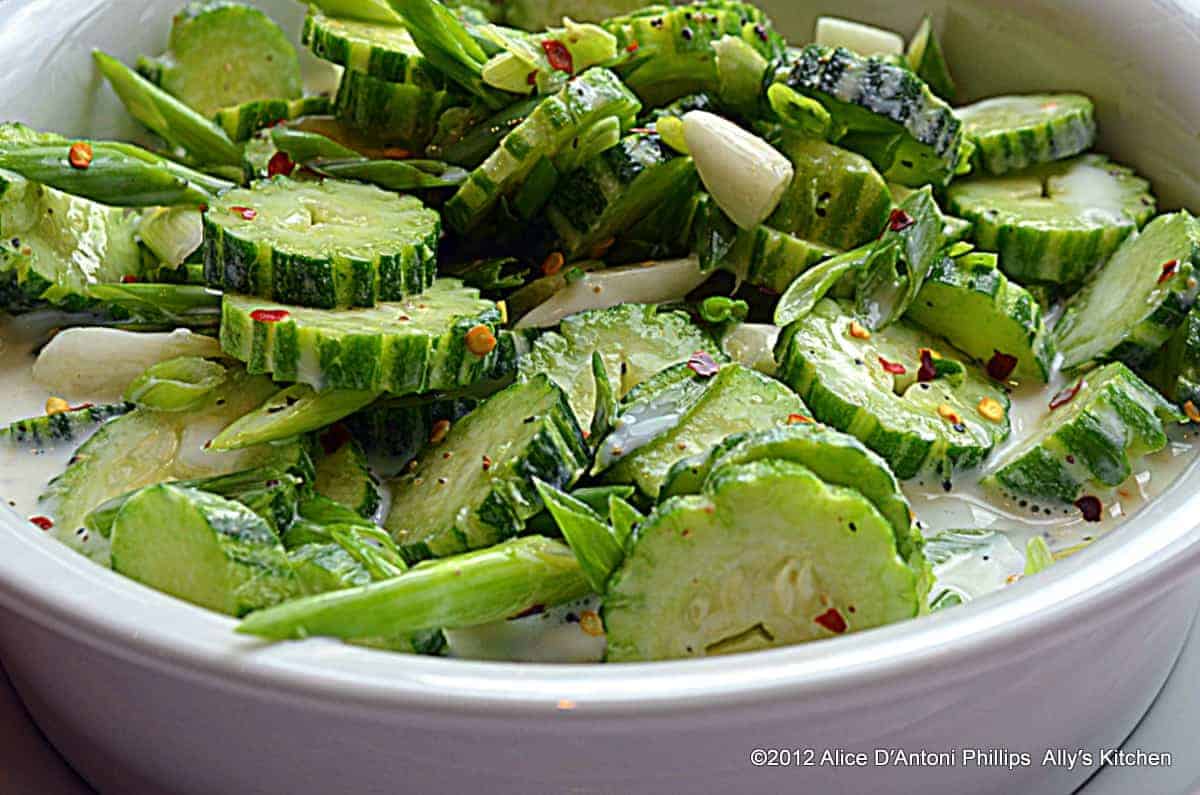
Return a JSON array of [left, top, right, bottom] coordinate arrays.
[[2, 313, 1197, 662]]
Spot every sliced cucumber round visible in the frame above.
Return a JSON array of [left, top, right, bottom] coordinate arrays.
[[599, 362, 808, 499], [767, 136, 892, 251], [946, 154, 1156, 285], [603, 2, 786, 107], [343, 396, 478, 470], [333, 69, 464, 151], [1055, 211, 1200, 371], [545, 133, 695, 261], [384, 375, 589, 562], [111, 484, 298, 616], [136, 1, 302, 117], [203, 177, 440, 308], [520, 303, 720, 431], [213, 96, 332, 143], [314, 437, 381, 519], [444, 68, 642, 234], [603, 459, 923, 661], [985, 362, 1184, 502], [220, 279, 513, 396], [906, 251, 1054, 383], [723, 225, 837, 294], [957, 94, 1096, 175], [775, 299, 1011, 480], [777, 45, 964, 187], [2, 403, 131, 449], [659, 424, 922, 563], [302, 9, 443, 85]]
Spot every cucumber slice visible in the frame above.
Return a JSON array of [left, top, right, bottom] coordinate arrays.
[[946, 154, 1156, 285], [603, 2, 786, 107], [986, 362, 1184, 502], [776, 45, 964, 187], [925, 528, 1024, 609], [544, 132, 695, 261], [383, 375, 589, 562], [213, 96, 332, 142], [209, 384, 379, 451], [721, 225, 837, 294], [1142, 306, 1200, 408], [39, 367, 313, 563], [303, 9, 443, 84], [1055, 212, 1200, 371], [343, 395, 478, 469], [86, 468, 303, 541], [2, 403, 131, 449], [136, 1, 302, 117], [314, 438, 381, 519], [766, 136, 892, 251], [111, 484, 298, 616], [203, 177, 440, 309], [906, 15, 955, 101], [220, 280, 513, 396], [599, 363, 808, 499], [603, 459, 922, 661], [905, 251, 1054, 383], [333, 69, 465, 151], [775, 299, 1011, 480], [520, 303, 720, 430], [657, 424, 921, 563], [444, 68, 641, 233], [957, 94, 1096, 176], [0, 176, 143, 310]]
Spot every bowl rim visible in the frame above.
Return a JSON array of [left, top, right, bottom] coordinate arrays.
[[1, 468, 1198, 717]]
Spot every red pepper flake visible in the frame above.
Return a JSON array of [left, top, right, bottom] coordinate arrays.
[[1074, 495, 1103, 522], [917, 348, 937, 382], [625, 41, 640, 53], [1049, 380, 1083, 410], [813, 607, 847, 634], [121, 274, 139, 284], [986, 351, 1019, 381], [1158, 259, 1180, 284], [878, 356, 906, 376], [319, 423, 352, 455], [69, 402, 95, 412], [481, 455, 493, 471], [250, 308, 290, 323], [29, 515, 53, 531], [429, 419, 451, 445], [465, 324, 497, 356], [541, 39, 574, 73], [541, 251, 564, 276], [526, 70, 538, 86], [67, 141, 93, 170], [786, 413, 813, 425], [267, 151, 295, 178], [687, 350, 720, 377], [231, 206, 257, 221], [887, 208, 915, 232]]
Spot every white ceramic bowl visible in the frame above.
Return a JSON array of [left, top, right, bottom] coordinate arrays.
[[2, 2, 1199, 793]]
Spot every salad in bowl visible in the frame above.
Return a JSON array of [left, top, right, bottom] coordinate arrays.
[[1, 0, 1195, 664]]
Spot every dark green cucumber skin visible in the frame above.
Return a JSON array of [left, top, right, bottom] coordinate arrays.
[[778, 45, 964, 187], [220, 294, 518, 396], [344, 397, 478, 466], [334, 69, 466, 152], [214, 96, 332, 142], [202, 182, 440, 309], [386, 377, 591, 563], [989, 364, 1184, 502], [964, 96, 1096, 176], [724, 225, 836, 294], [1143, 306, 1200, 407], [2, 403, 132, 448], [545, 133, 695, 260], [302, 11, 444, 85]]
